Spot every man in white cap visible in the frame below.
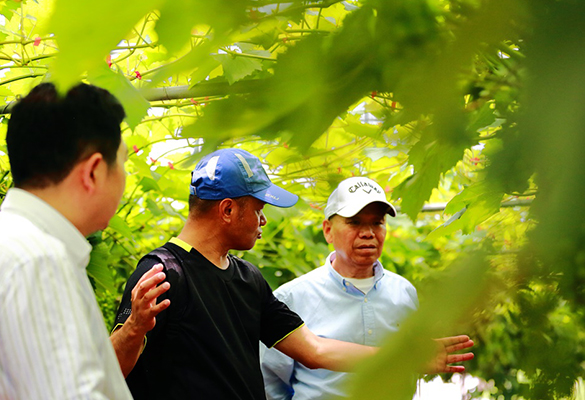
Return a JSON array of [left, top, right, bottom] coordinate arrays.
[[110, 151, 474, 400], [261, 176, 473, 400]]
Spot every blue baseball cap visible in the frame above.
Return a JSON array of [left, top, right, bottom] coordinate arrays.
[[190, 148, 298, 208]]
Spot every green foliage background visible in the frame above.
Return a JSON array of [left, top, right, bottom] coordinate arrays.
[[0, 0, 584, 398]]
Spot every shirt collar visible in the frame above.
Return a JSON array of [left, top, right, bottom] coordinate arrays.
[[169, 237, 193, 252], [326, 251, 385, 295], [1, 188, 92, 267]]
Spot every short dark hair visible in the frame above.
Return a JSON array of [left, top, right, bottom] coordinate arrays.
[[188, 194, 219, 218], [6, 82, 126, 188], [188, 194, 249, 219]]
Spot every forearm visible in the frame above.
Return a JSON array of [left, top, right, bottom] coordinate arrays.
[[308, 336, 377, 371], [110, 322, 146, 378], [275, 326, 377, 372]]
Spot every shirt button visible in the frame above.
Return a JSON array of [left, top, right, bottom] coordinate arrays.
[[368, 330, 373, 335], [364, 298, 368, 303]]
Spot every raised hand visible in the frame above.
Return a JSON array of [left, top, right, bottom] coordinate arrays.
[[111, 264, 171, 377], [426, 335, 474, 374], [127, 264, 171, 334]]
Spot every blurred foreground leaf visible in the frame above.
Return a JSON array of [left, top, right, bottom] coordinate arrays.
[[47, 0, 163, 90], [348, 253, 489, 400]]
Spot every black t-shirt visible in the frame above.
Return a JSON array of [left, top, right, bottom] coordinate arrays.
[[114, 242, 304, 400]]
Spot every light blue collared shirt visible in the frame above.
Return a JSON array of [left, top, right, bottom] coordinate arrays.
[[261, 251, 419, 400]]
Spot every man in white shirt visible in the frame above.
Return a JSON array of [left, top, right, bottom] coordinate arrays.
[[261, 177, 473, 400], [0, 82, 136, 399]]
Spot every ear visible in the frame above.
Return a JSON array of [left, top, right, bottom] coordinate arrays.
[[322, 219, 334, 244], [78, 153, 105, 194], [218, 198, 236, 223]]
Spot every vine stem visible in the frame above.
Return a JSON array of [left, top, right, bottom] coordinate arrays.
[[0, 73, 45, 86], [220, 47, 277, 62]]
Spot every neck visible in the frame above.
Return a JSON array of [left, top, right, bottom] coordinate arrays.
[[178, 218, 230, 269], [24, 185, 90, 236], [331, 257, 375, 279]]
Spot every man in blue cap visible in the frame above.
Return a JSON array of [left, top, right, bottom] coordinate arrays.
[[110, 149, 473, 400]]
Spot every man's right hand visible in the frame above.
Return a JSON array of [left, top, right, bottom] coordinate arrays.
[[110, 264, 171, 377], [126, 263, 171, 335]]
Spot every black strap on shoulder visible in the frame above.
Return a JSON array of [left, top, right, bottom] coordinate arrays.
[[148, 246, 184, 280], [144, 246, 188, 319]]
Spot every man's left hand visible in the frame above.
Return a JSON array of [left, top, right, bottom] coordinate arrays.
[[426, 335, 474, 374]]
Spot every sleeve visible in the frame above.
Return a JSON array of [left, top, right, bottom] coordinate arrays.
[[113, 255, 172, 344], [260, 342, 296, 400], [113, 256, 160, 326], [259, 279, 304, 348], [408, 282, 419, 310], [0, 245, 113, 399]]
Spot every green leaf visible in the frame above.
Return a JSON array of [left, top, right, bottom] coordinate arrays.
[[237, 43, 271, 58], [138, 176, 161, 193], [0, 87, 13, 97], [47, 0, 164, 90], [107, 214, 135, 240], [147, 36, 230, 87], [0, 1, 19, 22], [467, 101, 497, 135], [87, 65, 150, 129], [264, 147, 302, 167], [214, 54, 263, 85], [156, 0, 199, 55], [344, 115, 382, 139], [364, 147, 400, 162], [394, 135, 466, 221], [130, 157, 156, 178], [157, 0, 248, 54], [426, 182, 503, 241], [87, 240, 116, 295], [146, 198, 163, 216], [190, 57, 222, 86], [349, 253, 489, 400]]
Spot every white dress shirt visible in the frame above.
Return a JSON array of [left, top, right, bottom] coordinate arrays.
[[261, 251, 419, 400], [0, 188, 132, 400]]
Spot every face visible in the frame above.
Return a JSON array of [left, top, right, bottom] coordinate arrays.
[[231, 196, 267, 251], [323, 202, 387, 277]]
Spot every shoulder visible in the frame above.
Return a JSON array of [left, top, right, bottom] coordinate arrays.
[[0, 216, 74, 312], [0, 213, 67, 271], [131, 244, 179, 278], [381, 269, 415, 286], [380, 269, 418, 298], [227, 256, 280, 301], [120, 245, 177, 294], [381, 269, 416, 289], [146, 244, 183, 270], [274, 265, 329, 301], [224, 254, 268, 288], [229, 254, 264, 277]]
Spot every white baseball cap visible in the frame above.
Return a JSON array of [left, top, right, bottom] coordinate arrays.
[[324, 177, 396, 219]]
